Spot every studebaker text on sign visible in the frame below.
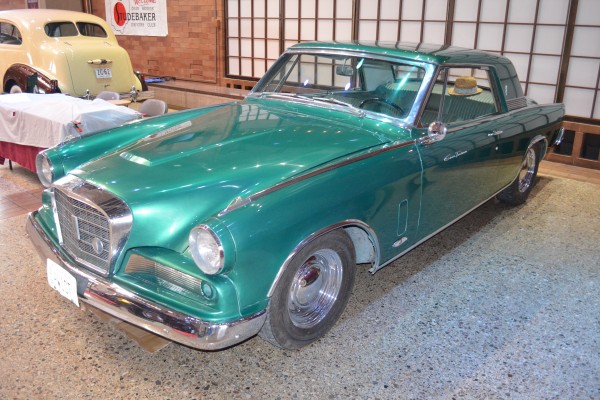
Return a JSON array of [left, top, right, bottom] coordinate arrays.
[[105, 0, 168, 37]]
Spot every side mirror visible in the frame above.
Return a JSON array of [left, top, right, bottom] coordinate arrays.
[[420, 121, 447, 145]]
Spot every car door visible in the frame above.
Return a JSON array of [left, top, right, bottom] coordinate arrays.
[[415, 66, 504, 239]]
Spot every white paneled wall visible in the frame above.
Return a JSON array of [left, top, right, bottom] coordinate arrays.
[[226, 0, 600, 119], [227, 0, 281, 78], [564, 0, 600, 118]]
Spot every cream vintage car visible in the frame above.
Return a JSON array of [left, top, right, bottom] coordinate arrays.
[[0, 9, 143, 97]]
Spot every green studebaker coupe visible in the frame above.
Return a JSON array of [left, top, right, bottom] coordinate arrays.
[[26, 42, 564, 351]]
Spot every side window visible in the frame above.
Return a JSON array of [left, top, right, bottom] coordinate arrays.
[[361, 60, 394, 91], [0, 22, 22, 45], [421, 67, 498, 126]]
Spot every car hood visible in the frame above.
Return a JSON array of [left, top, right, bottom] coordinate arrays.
[[72, 101, 397, 246]]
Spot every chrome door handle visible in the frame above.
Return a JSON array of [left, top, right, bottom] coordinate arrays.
[[488, 130, 503, 137]]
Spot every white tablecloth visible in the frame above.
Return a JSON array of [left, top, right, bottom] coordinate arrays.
[[0, 93, 140, 148]]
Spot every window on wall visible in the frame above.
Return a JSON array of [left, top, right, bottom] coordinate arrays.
[[282, 0, 354, 49], [225, 0, 600, 120], [226, 0, 281, 78], [226, 0, 354, 79], [357, 0, 448, 43], [451, 0, 569, 106], [226, 0, 445, 79], [563, 0, 600, 119]]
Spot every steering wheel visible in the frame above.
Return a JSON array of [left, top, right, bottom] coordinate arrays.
[[358, 98, 404, 116]]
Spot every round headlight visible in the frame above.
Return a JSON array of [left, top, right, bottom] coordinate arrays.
[[189, 225, 224, 275], [36, 152, 54, 187]]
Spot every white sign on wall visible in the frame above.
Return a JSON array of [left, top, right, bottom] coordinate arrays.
[[105, 0, 168, 37]]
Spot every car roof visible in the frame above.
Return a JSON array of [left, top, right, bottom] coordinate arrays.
[[290, 41, 508, 66], [290, 41, 524, 100], [0, 9, 107, 27], [0, 9, 116, 43]]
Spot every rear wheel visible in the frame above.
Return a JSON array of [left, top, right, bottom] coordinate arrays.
[[9, 83, 23, 93], [497, 143, 540, 205], [259, 230, 356, 349]]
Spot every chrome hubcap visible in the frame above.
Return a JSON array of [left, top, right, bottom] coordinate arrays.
[[518, 147, 536, 193], [288, 249, 343, 328]]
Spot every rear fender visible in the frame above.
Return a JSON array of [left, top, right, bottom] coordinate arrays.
[[3, 63, 60, 93]]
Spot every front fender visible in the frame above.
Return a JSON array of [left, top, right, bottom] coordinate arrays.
[[218, 141, 422, 316]]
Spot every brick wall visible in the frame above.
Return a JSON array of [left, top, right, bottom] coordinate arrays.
[[0, 1, 30, 10], [1, 1, 225, 84], [91, 0, 224, 85]]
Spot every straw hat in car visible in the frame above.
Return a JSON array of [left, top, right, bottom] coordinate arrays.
[[448, 76, 483, 96]]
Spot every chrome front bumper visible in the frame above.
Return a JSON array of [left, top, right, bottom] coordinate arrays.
[[26, 212, 266, 351]]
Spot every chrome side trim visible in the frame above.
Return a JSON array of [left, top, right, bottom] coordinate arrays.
[[530, 134, 549, 158], [49, 190, 63, 244], [267, 219, 380, 298], [26, 212, 266, 350], [220, 140, 417, 216], [554, 127, 565, 146]]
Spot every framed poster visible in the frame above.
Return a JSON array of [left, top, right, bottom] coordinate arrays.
[[105, 0, 168, 37]]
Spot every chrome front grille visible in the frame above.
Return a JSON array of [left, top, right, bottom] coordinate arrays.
[[51, 176, 132, 277], [54, 188, 110, 274]]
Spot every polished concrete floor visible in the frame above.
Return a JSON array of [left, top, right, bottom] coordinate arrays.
[[0, 160, 598, 399]]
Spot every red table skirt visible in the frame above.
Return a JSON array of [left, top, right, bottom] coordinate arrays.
[[0, 141, 45, 173]]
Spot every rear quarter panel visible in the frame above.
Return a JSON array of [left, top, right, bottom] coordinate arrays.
[[495, 103, 564, 187]]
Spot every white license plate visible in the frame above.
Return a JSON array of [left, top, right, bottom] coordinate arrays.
[[47, 259, 79, 307], [95, 67, 112, 79]]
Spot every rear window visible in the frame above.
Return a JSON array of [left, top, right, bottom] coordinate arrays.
[[45, 22, 78, 37], [76, 22, 107, 38], [44, 21, 107, 38]]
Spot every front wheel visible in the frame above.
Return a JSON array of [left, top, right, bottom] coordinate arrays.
[[497, 143, 540, 205], [259, 230, 356, 349]]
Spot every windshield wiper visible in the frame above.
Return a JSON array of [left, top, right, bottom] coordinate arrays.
[[258, 92, 313, 102], [312, 96, 366, 117], [256, 92, 366, 117]]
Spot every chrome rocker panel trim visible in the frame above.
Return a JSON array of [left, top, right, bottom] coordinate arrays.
[[26, 212, 266, 351]]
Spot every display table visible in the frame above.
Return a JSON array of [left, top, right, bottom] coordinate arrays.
[[0, 93, 141, 172]]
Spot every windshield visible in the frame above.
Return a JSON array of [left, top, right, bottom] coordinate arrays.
[[252, 52, 427, 121]]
